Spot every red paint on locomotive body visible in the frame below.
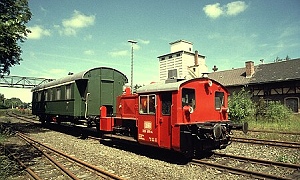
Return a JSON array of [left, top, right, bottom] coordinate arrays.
[[100, 78, 247, 157]]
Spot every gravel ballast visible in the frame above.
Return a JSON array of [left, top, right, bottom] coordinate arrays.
[[1, 116, 299, 179]]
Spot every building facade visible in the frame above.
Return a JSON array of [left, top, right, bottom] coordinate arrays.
[[209, 59, 300, 113], [158, 40, 208, 81]]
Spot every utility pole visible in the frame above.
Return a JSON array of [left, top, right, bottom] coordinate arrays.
[[128, 40, 137, 94]]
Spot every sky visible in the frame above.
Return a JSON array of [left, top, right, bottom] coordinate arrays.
[[1, 0, 300, 103]]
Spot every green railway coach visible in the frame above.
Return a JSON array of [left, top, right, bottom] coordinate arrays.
[[32, 67, 128, 127]]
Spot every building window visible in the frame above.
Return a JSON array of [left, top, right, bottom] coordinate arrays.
[[169, 55, 172, 59], [182, 88, 195, 109], [215, 91, 224, 110], [66, 85, 71, 99], [139, 94, 156, 114], [161, 57, 165, 60], [284, 97, 299, 113], [176, 53, 180, 57]]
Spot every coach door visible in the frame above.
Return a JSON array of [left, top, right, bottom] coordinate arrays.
[[158, 92, 172, 149]]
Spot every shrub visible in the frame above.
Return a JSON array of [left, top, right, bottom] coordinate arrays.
[[228, 88, 255, 122], [263, 101, 292, 123]]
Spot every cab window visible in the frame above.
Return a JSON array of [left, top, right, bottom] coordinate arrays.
[[139, 94, 156, 114], [215, 91, 224, 110], [161, 92, 172, 115], [182, 88, 195, 109]]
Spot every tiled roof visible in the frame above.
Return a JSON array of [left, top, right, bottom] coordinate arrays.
[[208, 58, 300, 86], [208, 67, 251, 86], [250, 58, 300, 84]]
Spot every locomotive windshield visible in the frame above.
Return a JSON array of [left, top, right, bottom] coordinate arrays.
[[182, 88, 195, 109], [215, 91, 224, 110]]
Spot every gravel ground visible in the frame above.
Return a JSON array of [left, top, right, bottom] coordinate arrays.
[[1, 116, 299, 179]]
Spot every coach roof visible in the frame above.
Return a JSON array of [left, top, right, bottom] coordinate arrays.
[[31, 67, 127, 92]]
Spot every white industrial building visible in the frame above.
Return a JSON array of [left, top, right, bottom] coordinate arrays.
[[158, 40, 208, 81]]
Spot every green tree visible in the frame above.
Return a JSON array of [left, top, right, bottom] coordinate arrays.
[[4, 97, 22, 108], [0, 93, 6, 108], [228, 88, 255, 122], [0, 0, 32, 76]]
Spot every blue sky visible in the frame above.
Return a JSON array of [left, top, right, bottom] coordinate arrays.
[[1, 0, 300, 102]]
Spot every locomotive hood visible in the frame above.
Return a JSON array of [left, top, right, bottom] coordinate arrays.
[[136, 78, 227, 94]]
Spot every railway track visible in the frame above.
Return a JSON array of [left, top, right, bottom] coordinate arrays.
[[10, 112, 300, 149], [3, 132, 124, 180], [5, 112, 300, 179], [192, 152, 300, 180], [247, 129, 300, 135], [231, 137, 300, 148]]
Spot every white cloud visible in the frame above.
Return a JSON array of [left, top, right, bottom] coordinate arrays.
[[203, 1, 247, 19], [137, 39, 150, 45], [226, 1, 248, 16], [84, 50, 95, 55], [84, 34, 93, 40], [61, 10, 95, 36], [203, 3, 223, 19], [109, 50, 128, 57], [27, 25, 51, 39]]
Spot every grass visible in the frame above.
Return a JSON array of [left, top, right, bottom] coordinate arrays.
[[247, 114, 300, 133]]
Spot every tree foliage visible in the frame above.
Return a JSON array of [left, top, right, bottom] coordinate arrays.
[[0, 93, 24, 109], [228, 88, 255, 122], [0, 0, 31, 76]]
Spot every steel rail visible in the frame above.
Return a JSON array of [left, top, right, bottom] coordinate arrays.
[[214, 152, 300, 169], [233, 137, 300, 146], [17, 132, 125, 180], [192, 159, 292, 180], [17, 133, 80, 180], [231, 137, 300, 148], [247, 129, 300, 135], [2, 145, 42, 180]]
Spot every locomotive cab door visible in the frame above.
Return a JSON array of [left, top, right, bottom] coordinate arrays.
[[137, 94, 159, 146], [137, 93, 172, 149]]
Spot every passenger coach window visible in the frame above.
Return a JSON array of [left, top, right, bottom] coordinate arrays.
[[66, 85, 71, 99], [182, 88, 195, 109], [139, 94, 156, 114], [37, 92, 42, 102], [49, 89, 53, 101], [215, 92, 224, 110], [45, 91, 48, 101], [56, 88, 61, 100]]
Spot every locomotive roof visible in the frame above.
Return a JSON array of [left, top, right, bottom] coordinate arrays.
[[137, 78, 224, 94], [31, 67, 127, 92]]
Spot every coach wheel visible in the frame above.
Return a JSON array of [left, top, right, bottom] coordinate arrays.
[[39, 116, 46, 125]]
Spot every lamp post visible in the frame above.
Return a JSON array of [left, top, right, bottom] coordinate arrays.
[[128, 40, 137, 94]]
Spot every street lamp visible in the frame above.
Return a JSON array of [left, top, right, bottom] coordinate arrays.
[[128, 40, 137, 94]]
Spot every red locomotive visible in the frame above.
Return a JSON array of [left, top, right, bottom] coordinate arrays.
[[99, 77, 247, 157]]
